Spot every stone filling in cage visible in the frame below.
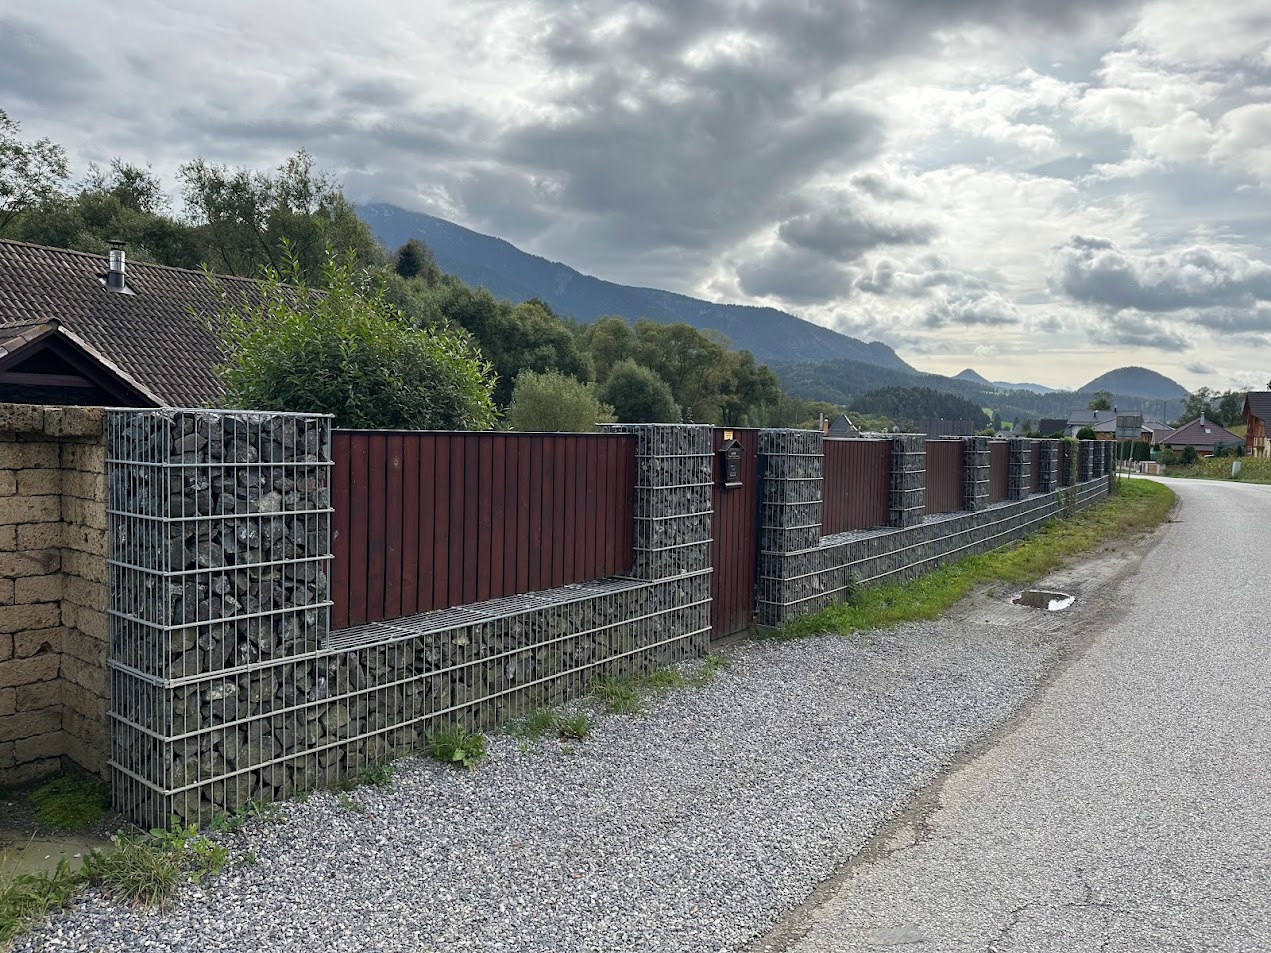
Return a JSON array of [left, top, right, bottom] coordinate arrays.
[[107, 408, 333, 827]]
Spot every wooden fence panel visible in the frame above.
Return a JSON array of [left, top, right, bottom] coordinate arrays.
[[710, 428, 760, 639], [924, 440, 965, 514], [988, 440, 1010, 502], [823, 439, 892, 534], [331, 431, 637, 629]]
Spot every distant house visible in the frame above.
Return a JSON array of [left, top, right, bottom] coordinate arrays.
[[1063, 409, 1115, 437], [1157, 415, 1244, 457], [0, 239, 242, 407], [1037, 417, 1067, 437], [1243, 392, 1271, 459], [825, 414, 862, 437], [1091, 417, 1171, 444], [914, 417, 973, 438]]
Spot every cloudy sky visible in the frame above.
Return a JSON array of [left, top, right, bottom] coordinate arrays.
[[5, 0, 1271, 390]]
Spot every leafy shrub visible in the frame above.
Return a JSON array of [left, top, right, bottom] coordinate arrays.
[[30, 775, 111, 830], [1076, 426, 1097, 440], [505, 370, 616, 432], [209, 248, 497, 430], [597, 360, 680, 423], [1156, 446, 1178, 466], [1179, 444, 1198, 465], [426, 724, 487, 770]]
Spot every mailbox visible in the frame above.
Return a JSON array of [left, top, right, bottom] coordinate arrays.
[[719, 438, 744, 488]]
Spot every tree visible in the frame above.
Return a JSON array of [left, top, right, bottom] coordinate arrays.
[[394, 238, 440, 284], [1178, 387, 1214, 425], [1216, 390, 1243, 427], [0, 109, 69, 236], [597, 360, 680, 423], [1087, 390, 1113, 412], [180, 149, 383, 282], [505, 370, 616, 432], [582, 316, 635, 382], [208, 246, 496, 430]]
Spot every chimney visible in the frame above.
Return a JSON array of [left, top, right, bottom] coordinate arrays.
[[106, 240, 127, 291]]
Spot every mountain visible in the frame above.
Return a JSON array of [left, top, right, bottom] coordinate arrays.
[[774, 358, 1186, 424], [956, 368, 1053, 394], [359, 203, 914, 369], [1079, 366, 1188, 401]]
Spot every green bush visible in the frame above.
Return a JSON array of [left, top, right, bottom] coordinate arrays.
[[1180, 444, 1198, 465], [505, 370, 616, 432], [597, 360, 680, 423], [209, 248, 497, 430], [1157, 446, 1178, 466]]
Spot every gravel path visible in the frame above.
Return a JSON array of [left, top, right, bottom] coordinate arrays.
[[760, 477, 1271, 952], [19, 614, 1065, 953]]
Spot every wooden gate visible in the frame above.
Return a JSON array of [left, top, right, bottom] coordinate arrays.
[[710, 427, 760, 639]]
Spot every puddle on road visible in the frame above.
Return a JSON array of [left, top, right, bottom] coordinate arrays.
[[1012, 590, 1075, 611], [0, 831, 111, 878]]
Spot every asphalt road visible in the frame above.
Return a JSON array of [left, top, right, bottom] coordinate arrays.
[[758, 477, 1271, 953]]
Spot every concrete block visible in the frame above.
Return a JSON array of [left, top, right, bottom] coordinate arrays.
[[61, 523, 106, 557], [15, 469, 61, 496], [61, 442, 105, 472], [44, 406, 104, 439], [0, 470, 15, 496], [14, 573, 62, 604], [14, 680, 63, 712], [4, 756, 62, 785], [14, 731, 65, 764], [0, 550, 59, 579], [61, 469, 106, 503], [0, 603, 60, 635], [62, 548, 106, 585], [0, 635, 9, 662], [63, 655, 107, 700], [13, 627, 62, 658], [0, 707, 62, 743], [0, 442, 58, 469], [62, 573, 104, 611], [72, 606, 108, 641], [0, 578, 13, 606], [0, 653, 60, 687], [0, 495, 60, 525], [0, 404, 46, 434], [0, 687, 14, 716], [63, 496, 107, 532], [15, 523, 61, 551]]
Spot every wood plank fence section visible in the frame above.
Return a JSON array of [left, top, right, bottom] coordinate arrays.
[[1030, 442, 1042, 492], [331, 431, 637, 629], [710, 428, 760, 639], [924, 440, 965, 514], [988, 440, 1010, 502], [823, 439, 892, 534]]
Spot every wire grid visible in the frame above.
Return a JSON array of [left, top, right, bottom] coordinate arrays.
[[889, 435, 926, 528], [106, 408, 333, 827]]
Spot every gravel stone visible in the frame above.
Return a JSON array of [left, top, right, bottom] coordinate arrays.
[[18, 618, 1056, 953]]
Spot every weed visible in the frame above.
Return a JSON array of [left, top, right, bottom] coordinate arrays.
[[426, 724, 487, 770], [506, 707, 561, 740], [559, 744, 575, 755], [779, 479, 1175, 640], [337, 792, 366, 814], [557, 712, 593, 740], [84, 835, 182, 909], [594, 676, 645, 715], [0, 859, 86, 945], [29, 775, 111, 830], [240, 850, 258, 867], [359, 760, 396, 788], [144, 819, 228, 887], [208, 798, 281, 834]]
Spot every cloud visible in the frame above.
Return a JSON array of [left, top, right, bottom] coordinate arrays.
[[1184, 361, 1216, 374], [1087, 311, 1192, 351], [1053, 236, 1271, 312], [925, 290, 1022, 328], [777, 198, 937, 263], [0, 15, 99, 107], [734, 246, 857, 304]]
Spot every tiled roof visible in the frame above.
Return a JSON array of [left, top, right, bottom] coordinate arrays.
[[1159, 417, 1243, 450], [0, 239, 264, 407], [1244, 391, 1271, 423]]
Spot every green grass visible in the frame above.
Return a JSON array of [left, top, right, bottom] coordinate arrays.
[[29, 775, 111, 830], [425, 724, 488, 770], [0, 860, 85, 946], [780, 479, 1176, 640], [1164, 456, 1271, 484], [593, 652, 732, 715]]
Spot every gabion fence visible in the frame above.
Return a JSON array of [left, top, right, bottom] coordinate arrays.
[[107, 409, 333, 826]]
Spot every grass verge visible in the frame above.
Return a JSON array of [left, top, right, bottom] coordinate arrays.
[[779, 478, 1175, 640], [1161, 456, 1271, 484], [593, 652, 731, 715]]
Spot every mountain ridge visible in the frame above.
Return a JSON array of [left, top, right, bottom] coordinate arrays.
[[1078, 366, 1188, 400], [359, 202, 914, 369]]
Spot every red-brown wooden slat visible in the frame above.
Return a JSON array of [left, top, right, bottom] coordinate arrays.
[[384, 434, 404, 620], [331, 433, 352, 630], [584, 438, 598, 577], [476, 435, 493, 603], [400, 436, 419, 616], [463, 436, 480, 605], [417, 436, 435, 613], [491, 437, 506, 599], [347, 434, 371, 627], [443, 436, 461, 609], [989, 441, 1010, 502], [366, 436, 388, 623], [528, 437, 544, 592], [621, 438, 635, 572], [603, 438, 616, 575], [517, 439, 531, 594], [552, 438, 567, 587], [563, 436, 577, 585]]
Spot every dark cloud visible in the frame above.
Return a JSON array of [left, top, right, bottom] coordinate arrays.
[[1184, 361, 1216, 374], [1054, 235, 1271, 312], [735, 246, 857, 304], [1087, 311, 1191, 351], [856, 260, 987, 297], [924, 291, 1021, 328], [0, 15, 99, 107], [778, 202, 936, 263]]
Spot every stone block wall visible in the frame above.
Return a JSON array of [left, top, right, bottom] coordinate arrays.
[[0, 403, 109, 785], [890, 435, 925, 528], [963, 436, 990, 512], [1008, 440, 1033, 501]]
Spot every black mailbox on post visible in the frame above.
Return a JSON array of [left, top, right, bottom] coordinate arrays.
[[719, 438, 744, 489]]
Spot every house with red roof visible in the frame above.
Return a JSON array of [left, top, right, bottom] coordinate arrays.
[[1157, 415, 1244, 457]]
